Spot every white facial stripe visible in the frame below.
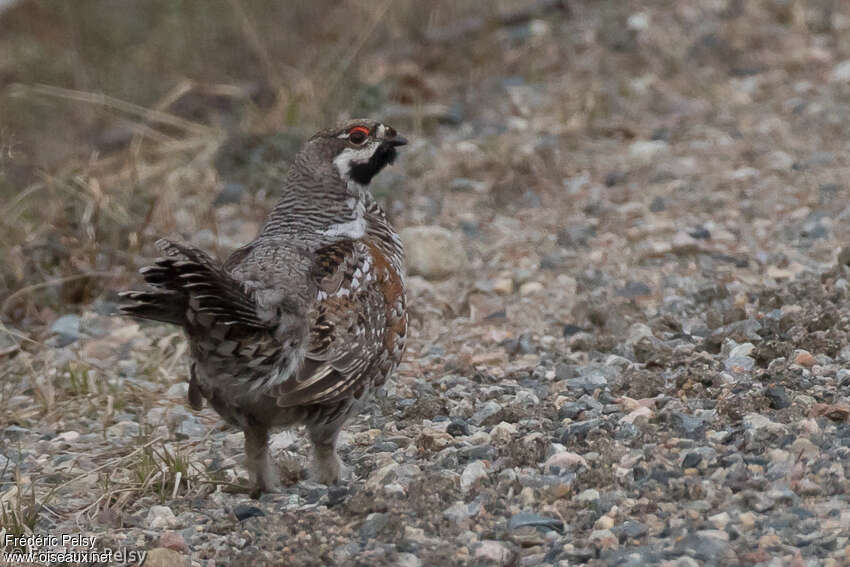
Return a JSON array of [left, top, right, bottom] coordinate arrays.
[[333, 142, 381, 179], [376, 124, 386, 138]]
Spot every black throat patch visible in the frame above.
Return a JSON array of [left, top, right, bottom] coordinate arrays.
[[348, 143, 398, 185]]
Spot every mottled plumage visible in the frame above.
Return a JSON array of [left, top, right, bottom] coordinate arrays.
[[120, 120, 408, 494]]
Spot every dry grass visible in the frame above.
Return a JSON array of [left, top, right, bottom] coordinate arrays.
[[0, 463, 50, 544]]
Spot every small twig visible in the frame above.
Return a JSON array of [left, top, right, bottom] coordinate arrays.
[[425, 0, 569, 43], [51, 436, 164, 494], [171, 471, 181, 500], [0, 180, 46, 217], [8, 83, 215, 137], [130, 79, 196, 166], [227, 0, 282, 90], [324, 0, 394, 100], [0, 321, 40, 348]]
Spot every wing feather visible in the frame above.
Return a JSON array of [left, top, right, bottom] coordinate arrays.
[[274, 240, 385, 407]]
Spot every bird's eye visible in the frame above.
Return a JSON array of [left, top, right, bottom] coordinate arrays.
[[348, 127, 369, 145]]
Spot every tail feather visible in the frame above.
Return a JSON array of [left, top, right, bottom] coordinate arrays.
[[118, 290, 186, 325], [119, 238, 267, 329]]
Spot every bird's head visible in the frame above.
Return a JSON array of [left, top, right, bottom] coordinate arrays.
[[307, 119, 408, 186]]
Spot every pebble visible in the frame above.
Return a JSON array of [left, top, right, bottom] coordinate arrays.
[[489, 421, 516, 444], [613, 520, 648, 540], [234, 504, 265, 521], [577, 488, 600, 503], [157, 531, 189, 553], [744, 413, 789, 442], [765, 386, 792, 409], [359, 513, 389, 539], [793, 350, 816, 368], [620, 406, 653, 425], [830, 59, 850, 82], [709, 512, 730, 530], [460, 460, 489, 492], [508, 513, 564, 533], [57, 430, 80, 443], [146, 505, 178, 529], [443, 500, 481, 523], [544, 451, 587, 473], [629, 140, 669, 164], [474, 540, 513, 565], [519, 281, 544, 296], [49, 314, 81, 346], [470, 401, 503, 426], [491, 277, 514, 295]]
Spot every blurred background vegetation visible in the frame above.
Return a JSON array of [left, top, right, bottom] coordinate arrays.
[[1, 0, 571, 327]]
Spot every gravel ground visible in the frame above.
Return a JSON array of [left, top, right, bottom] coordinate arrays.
[[5, 2, 850, 566]]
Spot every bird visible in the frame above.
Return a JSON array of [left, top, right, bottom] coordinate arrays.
[[119, 119, 408, 495]]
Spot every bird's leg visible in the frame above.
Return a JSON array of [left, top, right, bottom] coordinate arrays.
[[307, 420, 346, 485], [244, 423, 279, 497]]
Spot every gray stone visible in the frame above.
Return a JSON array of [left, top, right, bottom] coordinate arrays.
[[470, 401, 503, 426], [49, 314, 81, 346], [567, 364, 616, 393], [234, 504, 265, 521], [359, 512, 389, 539], [765, 386, 791, 409], [400, 226, 467, 279], [443, 500, 482, 522], [613, 520, 648, 540], [508, 513, 564, 533]]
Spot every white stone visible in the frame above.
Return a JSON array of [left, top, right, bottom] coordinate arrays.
[[490, 422, 517, 444], [491, 277, 514, 295], [519, 281, 544, 296], [544, 451, 588, 472], [577, 488, 600, 503], [460, 460, 489, 493], [709, 512, 730, 529], [474, 540, 512, 564], [729, 343, 755, 358], [627, 12, 650, 31], [764, 150, 794, 171], [146, 505, 178, 529], [628, 140, 669, 165], [830, 59, 850, 82], [269, 430, 298, 454], [57, 431, 80, 442]]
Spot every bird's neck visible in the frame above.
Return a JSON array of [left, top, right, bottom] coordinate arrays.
[[262, 166, 372, 244]]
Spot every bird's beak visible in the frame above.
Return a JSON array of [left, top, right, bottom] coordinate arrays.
[[384, 135, 408, 147]]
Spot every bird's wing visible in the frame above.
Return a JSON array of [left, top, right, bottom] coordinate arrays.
[[272, 239, 388, 407]]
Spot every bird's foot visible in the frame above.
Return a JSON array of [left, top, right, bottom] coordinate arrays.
[[311, 448, 349, 485]]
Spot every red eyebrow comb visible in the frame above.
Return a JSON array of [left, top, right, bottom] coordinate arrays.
[[350, 126, 370, 136]]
